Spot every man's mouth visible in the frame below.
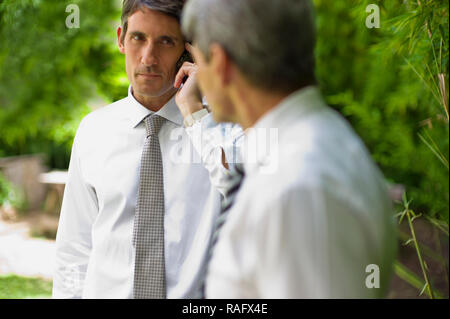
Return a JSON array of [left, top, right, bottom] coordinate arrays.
[[137, 73, 162, 78]]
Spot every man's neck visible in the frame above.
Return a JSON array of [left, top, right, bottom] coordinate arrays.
[[231, 85, 289, 130], [132, 87, 178, 112]]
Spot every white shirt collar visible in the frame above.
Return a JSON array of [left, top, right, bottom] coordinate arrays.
[[253, 85, 323, 130], [126, 85, 184, 128]]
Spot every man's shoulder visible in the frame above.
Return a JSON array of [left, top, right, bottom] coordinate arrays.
[[79, 96, 129, 129], [243, 105, 388, 201], [75, 97, 131, 138], [72, 96, 131, 148]]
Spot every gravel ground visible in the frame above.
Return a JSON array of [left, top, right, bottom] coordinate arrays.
[[0, 217, 55, 280]]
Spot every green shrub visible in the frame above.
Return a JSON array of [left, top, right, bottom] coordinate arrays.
[[0, 172, 10, 206], [0, 172, 26, 211], [314, 0, 449, 223]]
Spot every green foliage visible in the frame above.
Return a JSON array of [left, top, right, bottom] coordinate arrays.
[[0, 0, 448, 225], [0, 171, 25, 209], [0, 172, 10, 205], [0, 274, 52, 299], [314, 0, 449, 223], [0, 0, 127, 168]]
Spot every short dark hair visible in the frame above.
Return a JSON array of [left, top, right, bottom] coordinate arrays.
[[120, 0, 185, 42]]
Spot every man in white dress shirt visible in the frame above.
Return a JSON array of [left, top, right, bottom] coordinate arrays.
[[53, 0, 227, 298], [178, 0, 398, 298]]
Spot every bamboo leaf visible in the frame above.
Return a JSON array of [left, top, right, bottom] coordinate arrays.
[[418, 132, 449, 170], [419, 283, 428, 296], [394, 261, 444, 298], [403, 238, 414, 246]]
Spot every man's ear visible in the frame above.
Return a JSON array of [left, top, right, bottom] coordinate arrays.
[[117, 26, 125, 54], [209, 43, 233, 87]]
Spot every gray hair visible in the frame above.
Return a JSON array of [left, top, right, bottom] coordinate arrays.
[[182, 0, 316, 93]]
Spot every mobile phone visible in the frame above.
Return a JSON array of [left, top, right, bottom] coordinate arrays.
[[176, 49, 193, 71], [175, 49, 193, 84]]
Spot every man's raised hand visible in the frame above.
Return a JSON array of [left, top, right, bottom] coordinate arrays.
[[174, 43, 204, 118]]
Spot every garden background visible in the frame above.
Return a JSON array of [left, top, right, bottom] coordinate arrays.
[[0, 0, 448, 299]]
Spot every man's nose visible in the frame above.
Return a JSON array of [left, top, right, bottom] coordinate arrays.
[[141, 42, 159, 66]]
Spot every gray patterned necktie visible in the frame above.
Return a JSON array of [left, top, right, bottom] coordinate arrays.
[[133, 114, 166, 299]]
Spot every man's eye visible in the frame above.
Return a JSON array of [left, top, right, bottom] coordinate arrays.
[[132, 35, 143, 41], [161, 38, 174, 45]]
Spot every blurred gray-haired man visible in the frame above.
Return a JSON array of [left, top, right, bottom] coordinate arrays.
[[177, 0, 397, 298]]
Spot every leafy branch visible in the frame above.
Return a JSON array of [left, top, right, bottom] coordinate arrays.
[[396, 192, 435, 298]]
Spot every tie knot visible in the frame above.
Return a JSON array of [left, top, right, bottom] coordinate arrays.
[[144, 114, 166, 137]]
